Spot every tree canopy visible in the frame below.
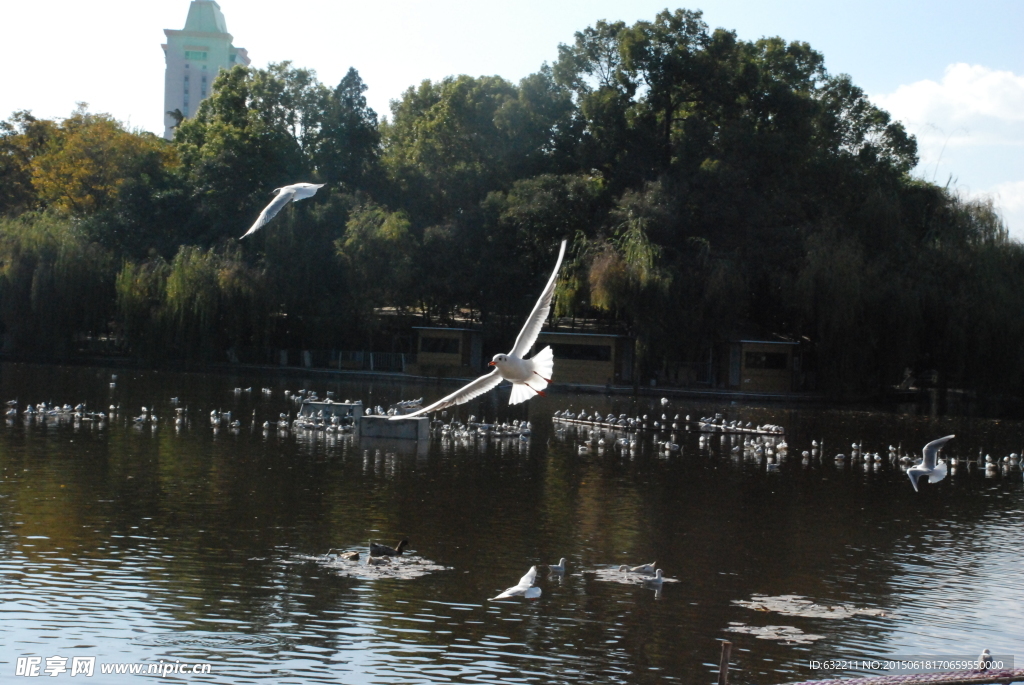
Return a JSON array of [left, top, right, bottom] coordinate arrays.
[[0, 9, 1020, 401]]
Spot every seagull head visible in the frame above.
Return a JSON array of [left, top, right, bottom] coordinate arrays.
[[489, 354, 509, 368]]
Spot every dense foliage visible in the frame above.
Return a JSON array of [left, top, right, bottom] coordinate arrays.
[[1, 9, 1020, 397]]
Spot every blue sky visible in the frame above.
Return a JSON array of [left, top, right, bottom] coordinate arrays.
[[3, 0, 1021, 235]]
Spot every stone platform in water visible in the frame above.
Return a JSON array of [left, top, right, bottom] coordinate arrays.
[[359, 415, 429, 440], [786, 669, 1024, 685]]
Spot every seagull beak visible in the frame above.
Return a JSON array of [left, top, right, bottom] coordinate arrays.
[[488, 361, 496, 366]]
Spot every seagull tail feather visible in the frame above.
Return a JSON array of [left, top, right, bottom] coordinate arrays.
[[509, 382, 535, 405], [528, 346, 554, 389]]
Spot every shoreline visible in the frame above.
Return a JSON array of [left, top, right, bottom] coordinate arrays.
[[0, 354, 852, 406]]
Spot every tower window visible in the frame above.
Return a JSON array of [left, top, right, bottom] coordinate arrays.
[[184, 50, 207, 61]]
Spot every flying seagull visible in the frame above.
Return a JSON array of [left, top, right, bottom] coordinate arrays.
[[240, 183, 325, 239], [490, 566, 542, 600], [907, 434, 954, 492], [391, 239, 567, 420]]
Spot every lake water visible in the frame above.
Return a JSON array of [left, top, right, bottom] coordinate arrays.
[[1, 363, 1022, 684]]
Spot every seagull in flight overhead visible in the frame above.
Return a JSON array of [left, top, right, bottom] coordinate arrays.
[[907, 434, 955, 492], [489, 566, 542, 600], [391, 240, 567, 420], [240, 183, 325, 239]]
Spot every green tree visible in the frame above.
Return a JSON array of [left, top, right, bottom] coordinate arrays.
[[311, 67, 381, 189], [382, 72, 578, 227], [336, 202, 416, 316]]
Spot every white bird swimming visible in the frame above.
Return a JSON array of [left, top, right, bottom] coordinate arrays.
[[643, 569, 665, 585], [391, 240, 567, 420], [240, 183, 325, 238], [490, 566, 542, 600], [548, 558, 567, 574], [908, 435, 955, 492]]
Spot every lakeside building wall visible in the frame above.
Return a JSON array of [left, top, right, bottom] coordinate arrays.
[[535, 332, 632, 386], [718, 340, 800, 393]]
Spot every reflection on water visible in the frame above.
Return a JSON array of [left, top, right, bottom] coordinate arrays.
[[1, 363, 1023, 684]]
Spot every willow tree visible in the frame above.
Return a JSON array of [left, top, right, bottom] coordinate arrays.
[[588, 211, 671, 379], [161, 245, 268, 361], [0, 212, 115, 357], [337, 204, 414, 300], [115, 257, 170, 360], [335, 202, 416, 347]]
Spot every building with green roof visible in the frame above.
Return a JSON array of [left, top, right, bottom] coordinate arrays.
[[162, 0, 249, 139]]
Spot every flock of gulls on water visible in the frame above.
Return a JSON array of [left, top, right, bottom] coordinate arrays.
[[552, 405, 787, 455], [7, 387, 1015, 496], [547, 399, 1008, 492]]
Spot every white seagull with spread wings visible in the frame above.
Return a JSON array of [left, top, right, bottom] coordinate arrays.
[[240, 183, 325, 239], [489, 566, 542, 600], [391, 239, 566, 420], [907, 434, 954, 492]]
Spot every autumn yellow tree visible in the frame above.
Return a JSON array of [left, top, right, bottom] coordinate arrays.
[[0, 111, 60, 215], [31, 105, 177, 216]]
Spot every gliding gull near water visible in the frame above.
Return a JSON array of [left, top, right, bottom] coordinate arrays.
[[391, 240, 567, 419], [240, 183, 325, 239]]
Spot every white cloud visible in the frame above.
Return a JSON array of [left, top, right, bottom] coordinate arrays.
[[976, 180, 1024, 242], [873, 63, 1024, 156], [876, 63, 1024, 125], [873, 64, 1024, 240]]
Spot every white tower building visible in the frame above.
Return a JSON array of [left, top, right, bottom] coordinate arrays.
[[162, 0, 250, 139]]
